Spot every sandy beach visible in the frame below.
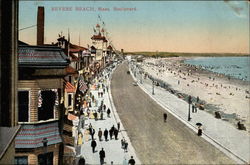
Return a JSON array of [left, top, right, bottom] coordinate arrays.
[[140, 57, 250, 132]]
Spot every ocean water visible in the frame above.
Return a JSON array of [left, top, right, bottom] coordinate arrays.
[[184, 57, 250, 81]]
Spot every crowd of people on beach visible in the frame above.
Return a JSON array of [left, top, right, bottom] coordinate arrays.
[[135, 58, 249, 131], [144, 59, 249, 98]]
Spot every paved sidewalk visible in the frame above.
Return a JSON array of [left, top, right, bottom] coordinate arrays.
[[76, 64, 141, 165], [130, 63, 250, 164]]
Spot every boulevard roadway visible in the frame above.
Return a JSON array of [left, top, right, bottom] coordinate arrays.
[[111, 62, 235, 164]]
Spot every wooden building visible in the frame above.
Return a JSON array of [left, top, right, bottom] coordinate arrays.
[[15, 44, 69, 165]]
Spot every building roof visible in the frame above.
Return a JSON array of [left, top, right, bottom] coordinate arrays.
[[15, 121, 62, 149], [64, 81, 76, 93], [18, 45, 69, 68], [69, 53, 80, 62], [91, 33, 106, 41], [107, 45, 113, 50], [57, 36, 67, 42], [69, 43, 88, 53], [91, 46, 96, 50], [18, 40, 29, 45], [0, 126, 20, 159]]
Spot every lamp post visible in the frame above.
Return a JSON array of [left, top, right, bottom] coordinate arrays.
[[152, 79, 155, 95], [42, 138, 48, 165], [140, 71, 143, 84], [188, 95, 192, 121], [134, 65, 137, 77]]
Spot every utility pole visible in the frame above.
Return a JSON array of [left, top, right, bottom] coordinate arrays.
[[152, 79, 155, 95], [140, 70, 143, 84], [188, 95, 192, 121]]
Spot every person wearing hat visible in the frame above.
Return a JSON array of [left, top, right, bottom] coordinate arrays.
[[128, 156, 135, 165]]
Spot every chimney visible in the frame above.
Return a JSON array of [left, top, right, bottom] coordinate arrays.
[[37, 6, 44, 45]]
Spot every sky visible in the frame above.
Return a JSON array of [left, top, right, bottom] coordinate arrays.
[[19, 1, 249, 53]]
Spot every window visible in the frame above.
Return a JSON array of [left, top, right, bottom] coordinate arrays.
[[68, 94, 72, 106], [15, 156, 28, 165], [68, 76, 72, 84], [18, 91, 29, 122], [38, 90, 56, 121], [38, 152, 53, 165]]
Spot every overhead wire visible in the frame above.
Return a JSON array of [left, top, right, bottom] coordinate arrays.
[[19, 24, 37, 31]]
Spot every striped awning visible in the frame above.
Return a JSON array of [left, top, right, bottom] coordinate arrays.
[[15, 121, 62, 149], [78, 75, 88, 94], [65, 81, 76, 93], [67, 113, 77, 121]]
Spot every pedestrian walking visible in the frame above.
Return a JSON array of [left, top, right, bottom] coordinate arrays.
[[91, 139, 97, 153], [80, 115, 85, 129], [78, 133, 83, 145], [106, 86, 109, 92], [117, 122, 120, 131], [194, 106, 198, 113], [128, 156, 135, 165], [197, 126, 202, 136], [80, 107, 84, 115], [100, 112, 104, 120], [89, 127, 93, 137], [104, 129, 108, 141], [111, 125, 115, 131], [103, 104, 106, 111], [87, 108, 90, 118], [163, 113, 167, 122], [192, 104, 195, 113], [98, 128, 103, 141], [91, 128, 95, 140], [78, 156, 85, 165], [107, 108, 111, 118], [121, 138, 125, 149], [124, 140, 128, 152], [109, 128, 113, 140], [103, 88, 105, 94], [98, 106, 101, 113], [114, 128, 119, 140], [99, 148, 105, 165], [94, 111, 98, 120], [88, 123, 92, 130]]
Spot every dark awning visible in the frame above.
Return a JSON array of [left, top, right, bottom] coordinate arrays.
[[18, 45, 69, 68]]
